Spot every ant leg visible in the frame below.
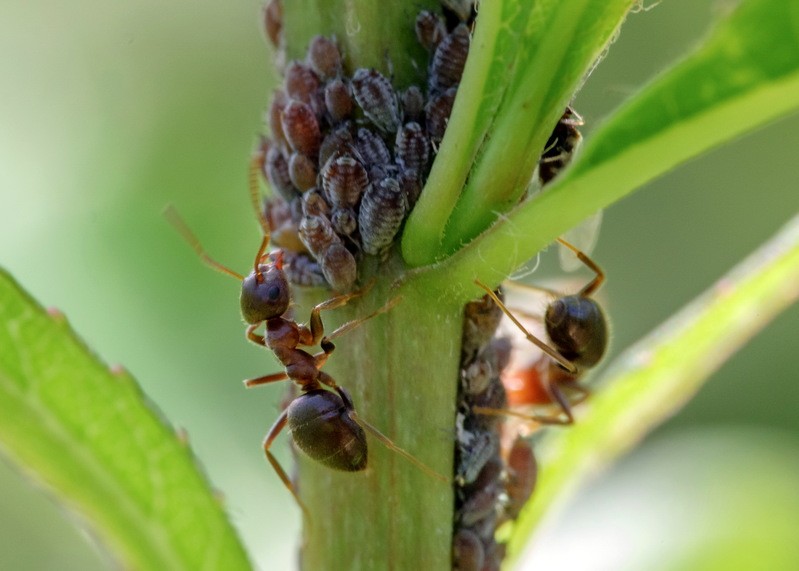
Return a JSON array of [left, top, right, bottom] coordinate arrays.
[[300, 279, 377, 345], [324, 296, 402, 342], [263, 409, 310, 519], [556, 238, 605, 296], [309, 295, 399, 378], [246, 324, 265, 346], [244, 370, 289, 388], [472, 405, 573, 427], [334, 386, 448, 483], [475, 280, 577, 374], [560, 380, 590, 406]]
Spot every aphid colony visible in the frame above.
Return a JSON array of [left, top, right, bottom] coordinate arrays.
[[453, 292, 513, 571], [258, 3, 470, 292]]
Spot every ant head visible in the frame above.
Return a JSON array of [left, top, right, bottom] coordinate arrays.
[[286, 389, 368, 472], [545, 295, 608, 370], [240, 252, 291, 324]]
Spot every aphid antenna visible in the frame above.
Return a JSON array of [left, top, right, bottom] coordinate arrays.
[[164, 204, 244, 282]]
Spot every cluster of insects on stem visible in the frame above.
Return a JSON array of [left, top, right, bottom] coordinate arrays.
[[166, 156, 445, 518]]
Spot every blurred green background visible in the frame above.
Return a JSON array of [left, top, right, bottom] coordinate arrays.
[[1, 1, 798, 569]]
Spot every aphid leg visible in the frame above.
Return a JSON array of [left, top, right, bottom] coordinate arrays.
[[244, 370, 290, 388], [263, 409, 310, 519], [556, 238, 605, 296], [475, 279, 577, 374]]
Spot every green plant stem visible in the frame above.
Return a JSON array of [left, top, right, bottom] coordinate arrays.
[[282, 0, 436, 84], [292, 256, 462, 570]]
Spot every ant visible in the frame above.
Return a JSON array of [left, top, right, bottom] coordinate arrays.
[[474, 237, 608, 426], [166, 154, 445, 515]]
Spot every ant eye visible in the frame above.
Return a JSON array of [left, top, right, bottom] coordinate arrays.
[[267, 285, 281, 301]]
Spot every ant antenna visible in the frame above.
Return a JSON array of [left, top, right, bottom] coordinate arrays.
[[164, 205, 244, 281], [249, 148, 274, 282], [556, 237, 605, 296]]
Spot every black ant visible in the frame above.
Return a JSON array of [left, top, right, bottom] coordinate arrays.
[[474, 238, 608, 425], [166, 154, 445, 515]]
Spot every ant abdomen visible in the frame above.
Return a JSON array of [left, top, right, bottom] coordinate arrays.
[[288, 389, 368, 472], [240, 264, 292, 324], [545, 295, 608, 369]]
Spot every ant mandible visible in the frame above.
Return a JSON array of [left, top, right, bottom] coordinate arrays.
[[474, 237, 608, 426], [166, 153, 444, 515]]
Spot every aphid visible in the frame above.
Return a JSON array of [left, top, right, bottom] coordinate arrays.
[[281, 251, 327, 288], [504, 435, 537, 520], [262, 0, 282, 49], [457, 467, 503, 527], [284, 61, 323, 115], [461, 292, 505, 362], [415, 10, 447, 52], [288, 152, 318, 192], [318, 122, 354, 167], [400, 85, 425, 123], [166, 156, 444, 513], [351, 68, 401, 133], [299, 213, 338, 257], [395, 121, 430, 178], [426, 87, 458, 145], [281, 100, 322, 157], [264, 196, 305, 253], [331, 207, 358, 237], [441, 0, 475, 22], [452, 528, 484, 571], [266, 89, 288, 149], [318, 242, 357, 292], [398, 168, 422, 209], [429, 24, 470, 92], [324, 78, 354, 123], [539, 106, 584, 185], [475, 238, 608, 425], [264, 146, 297, 202], [455, 423, 499, 486], [355, 127, 392, 168], [358, 177, 407, 256], [321, 154, 369, 209], [306, 35, 342, 80], [301, 188, 331, 218]]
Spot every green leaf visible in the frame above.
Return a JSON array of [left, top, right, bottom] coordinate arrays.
[[426, 0, 799, 292], [505, 213, 799, 566], [402, 0, 636, 266], [402, 0, 534, 265], [0, 269, 251, 571]]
